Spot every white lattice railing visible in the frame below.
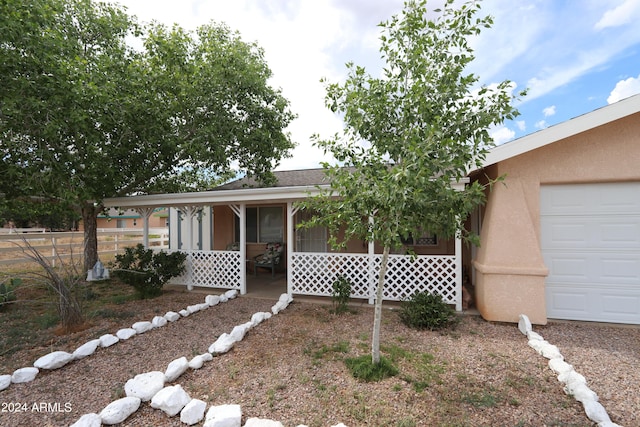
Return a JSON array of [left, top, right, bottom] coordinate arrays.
[[290, 252, 458, 306], [172, 250, 242, 290]]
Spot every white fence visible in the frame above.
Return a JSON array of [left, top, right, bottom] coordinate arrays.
[[174, 250, 242, 291], [290, 252, 459, 305], [0, 229, 168, 266]]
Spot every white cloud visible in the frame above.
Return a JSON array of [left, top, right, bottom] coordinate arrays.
[[535, 120, 547, 130], [595, 0, 640, 30], [490, 126, 515, 145], [542, 105, 556, 117], [607, 74, 640, 104], [516, 120, 526, 132]]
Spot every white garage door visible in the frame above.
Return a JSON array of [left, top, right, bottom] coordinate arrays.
[[540, 182, 640, 324]]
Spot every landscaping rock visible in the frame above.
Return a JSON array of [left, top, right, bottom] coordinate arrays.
[[230, 322, 253, 341], [197, 302, 210, 311], [164, 311, 180, 322], [73, 339, 101, 360], [206, 295, 220, 306], [132, 321, 153, 334], [99, 334, 119, 347], [188, 353, 212, 370], [11, 367, 38, 383], [219, 293, 229, 303], [583, 400, 612, 424], [165, 356, 189, 382], [244, 418, 284, 427], [179, 309, 190, 317], [564, 382, 598, 403], [518, 314, 532, 335], [224, 289, 238, 300], [208, 333, 236, 354], [180, 398, 207, 425], [124, 371, 166, 401], [187, 304, 201, 314], [558, 369, 586, 386], [34, 351, 74, 370], [204, 404, 242, 427], [116, 328, 137, 340], [250, 312, 271, 326], [99, 396, 141, 425], [150, 384, 191, 417], [152, 315, 168, 328], [0, 374, 12, 391], [548, 358, 573, 375], [69, 413, 102, 427], [526, 330, 544, 341]]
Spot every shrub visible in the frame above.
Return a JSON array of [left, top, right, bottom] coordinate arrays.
[[0, 278, 20, 310], [112, 244, 187, 299], [344, 354, 399, 382], [399, 291, 459, 330], [331, 275, 352, 314]]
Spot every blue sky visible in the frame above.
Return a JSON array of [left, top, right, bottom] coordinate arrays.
[[116, 0, 640, 171]]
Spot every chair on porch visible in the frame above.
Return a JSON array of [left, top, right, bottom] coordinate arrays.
[[253, 242, 284, 277]]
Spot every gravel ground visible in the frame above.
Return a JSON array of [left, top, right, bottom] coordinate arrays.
[[0, 290, 638, 427]]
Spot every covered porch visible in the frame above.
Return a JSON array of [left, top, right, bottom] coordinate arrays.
[[103, 170, 465, 310]]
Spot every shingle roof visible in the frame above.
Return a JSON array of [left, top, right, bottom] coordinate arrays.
[[214, 168, 331, 190]]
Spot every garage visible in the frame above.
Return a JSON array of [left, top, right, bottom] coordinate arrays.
[[541, 182, 640, 324]]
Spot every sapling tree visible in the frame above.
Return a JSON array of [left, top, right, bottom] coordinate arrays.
[[299, 0, 523, 366]]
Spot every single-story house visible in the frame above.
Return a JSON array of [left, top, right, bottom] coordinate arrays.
[[103, 93, 640, 325], [93, 207, 168, 231]]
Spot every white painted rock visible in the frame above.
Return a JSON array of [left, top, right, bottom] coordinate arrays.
[[165, 311, 180, 322], [124, 371, 166, 401], [165, 356, 189, 382], [564, 382, 598, 403], [180, 398, 207, 425], [197, 302, 210, 311], [230, 322, 253, 342], [279, 293, 293, 304], [0, 374, 12, 391], [518, 314, 532, 335], [179, 309, 190, 317], [331, 424, 348, 427], [244, 418, 284, 427], [583, 400, 611, 424], [206, 295, 220, 306], [152, 315, 168, 328], [99, 396, 141, 425], [73, 339, 101, 360], [150, 384, 191, 417], [208, 333, 236, 354], [69, 413, 102, 427], [548, 358, 573, 375], [116, 328, 137, 340], [250, 312, 271, 326], [219, 293, 229, 303], [271, 301, 287, 314], [132, 321, 153, 334], [188, 353, 212, 370], [34, 351, 74, 370], [99, 334, 119, 347], [204, 404, 242, 427], [539, 343, 563, 360], [224, 289, 238, 300], [558, 369, 586, 386], [187, 304, 201, 314], [526, 330, 544, 341], [12, 367, 39, 383]]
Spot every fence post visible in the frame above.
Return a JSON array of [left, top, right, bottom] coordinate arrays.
[[51, 236, 56, 268]]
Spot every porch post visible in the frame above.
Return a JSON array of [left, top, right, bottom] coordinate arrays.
[[179, 206, 201, 291], [135, 207, 155, 249], [239, 204, 246, 295], [287, 202, 298, 297], [368, 215, 375, 305], [455, 231, 462, 312]]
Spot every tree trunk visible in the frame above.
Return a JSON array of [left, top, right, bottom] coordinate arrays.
[[371, 245, 390, 364], [81, 203, 99, 273]]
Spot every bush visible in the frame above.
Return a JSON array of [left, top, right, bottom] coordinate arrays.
[[0, 278, 20, 310], [399, 291, 459, 330], [112, 244, 187, 299], [344, 354, 399, 382], [331, 275, 352, 314]]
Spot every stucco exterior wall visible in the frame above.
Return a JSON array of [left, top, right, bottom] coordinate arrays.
[[473, 112, 640, 324]]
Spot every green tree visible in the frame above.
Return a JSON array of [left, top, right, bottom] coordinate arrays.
[[299, 0, 523, 365], [0, 0, 295, 271]]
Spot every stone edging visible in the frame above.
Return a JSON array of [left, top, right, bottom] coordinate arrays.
[[518, 314, 623, 427]]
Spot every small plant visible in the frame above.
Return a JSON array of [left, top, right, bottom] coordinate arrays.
[[331, 275, 352, 314], [112, 244, 187, 299], [0, 278, 20, 310], [344, 354, 399, 382], [399, 291, 459, 330]]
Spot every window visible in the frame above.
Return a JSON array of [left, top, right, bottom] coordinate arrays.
[[401, 231, 437, 246], [235, 206, 284, 243], [116, 219, 127, 229], [295, 210, 327, 252]]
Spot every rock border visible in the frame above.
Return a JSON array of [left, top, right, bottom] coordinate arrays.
[[518, 314, 623, 427]]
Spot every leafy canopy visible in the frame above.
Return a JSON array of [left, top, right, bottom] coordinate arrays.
[[299, 0, 522, 250]]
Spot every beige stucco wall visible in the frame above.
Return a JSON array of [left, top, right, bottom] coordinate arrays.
[[473, 112, 640, 324]]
